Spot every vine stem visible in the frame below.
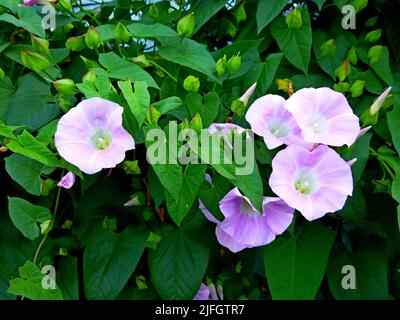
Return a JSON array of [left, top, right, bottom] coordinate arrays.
[[148, 60, 178, 83], [32, 171, 64, 265]]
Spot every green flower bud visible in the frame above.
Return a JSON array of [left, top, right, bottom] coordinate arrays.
[[285, 8, 302, 29], [226, 54, 241, 74], [123, 160, 141, 175], [350, 80, 366, 98], [124, 192, 146, 207], [40, 219, 52, 235], [183, 75, 200, 92], [66, 36, 85, 52], [53, 78, 75, 96], [31, 34, 49, 54], [82, 70, 96, 82], [131, 54, 151, 68], [115, 22, 131, 43], [0, 68, 4, 79], [80, 55, 100, 69], [215, 54, 226, 77], [149, 3, 159, 17], [84, 25, 101, 49], [231, 99, 245, 116], [227, 22, 237, 38], [347, 47, 357, 65], [234, 3, 246, 24], [320, 39, 336, 58], [334, 59, 350, 82], [365, 29, 382, 43], [63, 22, 74, 34], [190, 112, 202, 134], [21, 50, 51, 74], [177, 12, 195, 37]]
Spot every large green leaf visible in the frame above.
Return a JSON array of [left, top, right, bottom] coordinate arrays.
[[0, 6, 45, 37], [256, 0, 288, 33], [0, 78, 15, 121], [127, 23, 177, 39], [148, 228, 209, 299], [387, 105, 400, 155], [263, 222, 336, 299], [8, 261, 63, 300], [5, 73, 58, 130], [159, 38, 217, 80], [368, 45, 394, 85], [84, 227, 149, 300], [57, 256, 79, 300], [192, 0, 227, 34], [5, 154, 53, 196], [185, 91, 219, 128], [98, 52, 159, 89], [271, 9, 312, 74], [8, 197, 52, 240], [118, 79, 150, 127]]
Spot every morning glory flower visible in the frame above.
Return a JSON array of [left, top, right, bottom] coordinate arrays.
[[193, 283, 222, 300], [284, 87, 360, 147], [55, 97, 135, 175], [200, 187, 294, 253], [245, 94, 305, 149], [269, 144, 353, 221], [57, 171, 76, 189], [370, 86, 391, 115]]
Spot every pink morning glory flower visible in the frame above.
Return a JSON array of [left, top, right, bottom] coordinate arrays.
[[22, 0, 37, 5], [193, 283, 222, 300], [284, 87, 360, 147], [199, 187, 294, 253], [245, 94, 306, 149], [55, 97, 135, 175], [57, 171, 76, 189], [269, 144, 353, 221], [239, 82, 257, 106]]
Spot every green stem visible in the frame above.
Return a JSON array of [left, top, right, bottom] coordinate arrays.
[[148, 60, 178, 83]]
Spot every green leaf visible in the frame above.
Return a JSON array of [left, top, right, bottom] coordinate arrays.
[[368, 46, 394, 85], [8, 197, 52, 240], [271, 8, 312, 74], [0, 7, 45, 37], [192, 0, 227, 34], [263, 222, 336, 299], [256, 0, 288, 33], [387, 105, 400, 155], [5, 73, 58, 130], [392, 175, 400, 204], [84, 227, 149, 300], [5, 154, 53, 196], [98, 52, 159, 89], [118, 80, 150, 127], [0, 77, 15, 121], [127, 23, 177, 39], [8, 261, 63, 300], [153, 96, 183, 115], [57, 256, 79, 300], [148, 228, 209, 299], [185, 91, 219, 128], [311, 0, 327, 10], [342, 132, 372, 181], [159, 38, 217, 80], [327, 242, 389, 299]]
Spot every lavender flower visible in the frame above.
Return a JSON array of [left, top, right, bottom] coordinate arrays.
[[57, 171, 76, 189]]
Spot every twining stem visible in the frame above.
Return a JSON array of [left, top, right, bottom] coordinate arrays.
[[148, 60, 178, 83]]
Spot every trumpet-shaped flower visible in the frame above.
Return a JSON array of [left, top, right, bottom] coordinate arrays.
[[245, 94, 305, 149], [269, 144, 353, 221], [284, 87, 360, 147], [55, 97, 135, 175]]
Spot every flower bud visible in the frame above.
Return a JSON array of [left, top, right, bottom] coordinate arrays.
[[285, 8, 302, 29], [347, 158, 357, 167], [84, 25, 101, 49], [80, 55, 100, 69], [177, 12, 195, 37], [226, 54, 241, 74], [31, 34, 49, 54], [190, 113, 202, 134], [82, 70, 96, 82], [66, 36, 85, 52], [123, 160, 141, 175], [357, 126, 372, 139], [183, 75, 200, 92], [115, 22, 131, 43], [215, 54, 226, 77], [63, 22, 74, 34], [231, 99, 245, 116], [239, 82, 257, 106], [370, 87, 392, 115], [349, 79, 366, 98], [53, 78, 75, 96], [234, 3, 246, 24], [21, 50, 51, 74], [149, 3, 159, 17], [124, 192, 146, 207]]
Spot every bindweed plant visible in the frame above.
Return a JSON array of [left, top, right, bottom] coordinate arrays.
[[0, 0, 399, 301]]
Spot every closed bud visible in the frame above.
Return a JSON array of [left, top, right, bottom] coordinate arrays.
[[234, 3, 246, 24], [183, 75, 200, 92], [84, 25, 101, 49], [231, 99, 245, 116], [239, 82, 257, 106], [82, 70, 96, 82], [31, 34, 49, 54], [350, 79, 366, 98], [66, 36, 85, 52], [370, 86, 392, 115], [53, 78, 75, 96], [285, 8, 302, 29], [226, 54, 241, 74], [177, 12, 195, 37], [215, 54, 226, 77], [80, 55, 100, 69], [21, 50, 51, 74], [115, 22, 131, 43], [123, 160, 141, 175], [124, 192, 146, 207], [190, 113, 202, 134], [63, 22, 74, 34]]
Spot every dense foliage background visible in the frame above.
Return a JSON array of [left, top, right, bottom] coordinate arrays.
[[0, 0, 399, 300]]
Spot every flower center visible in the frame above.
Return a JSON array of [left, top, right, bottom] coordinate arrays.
[[269, 118, 290, 138], [308, 114, 329, 134], [91, 130, 112, 150], [240, 199, 258, 216], [294, 172, 316, 195]]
